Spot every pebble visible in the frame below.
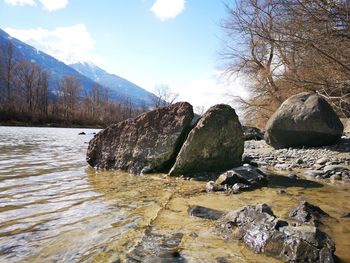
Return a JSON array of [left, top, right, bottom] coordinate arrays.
[[330, 174, 341, 181], [296, 158, 304, 164], [324, 165, 347, 173], [316, 157, 328, 165], [244, 137, 350, 182], [341, 212, 350, 218], [287, 173, 297, 179]]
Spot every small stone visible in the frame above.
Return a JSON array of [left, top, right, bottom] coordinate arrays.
[[296, 158, 304, 164], [313, 163, 325, 170], [277, 189, 287, 195], [324, 165, 347, 173], [277, 157, 285, 163], [316, 157, 328, 165], [340, 212, 350, 218], [188, 205, 224, 220], [330, 174, 341, 181], [206, 181, 225, 192], [274, 163, 289, 170], [287, 173, 297, 179]]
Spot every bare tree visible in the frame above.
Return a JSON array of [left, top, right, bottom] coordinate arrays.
[[152, 84, 179, 108], [0, 42, 19, 103], [58, 76, 81, 120], [221, 0, 350, 127]]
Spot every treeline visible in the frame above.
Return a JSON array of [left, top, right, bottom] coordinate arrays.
[[0, 42, 144, 127], [222, 0, 350, 127]]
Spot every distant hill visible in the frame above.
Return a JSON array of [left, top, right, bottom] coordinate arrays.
[[0, 28, 97, 96], [70, 62, 158, 107], [0, 28, 157, 107]]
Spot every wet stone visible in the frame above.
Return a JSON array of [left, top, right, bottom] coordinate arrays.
[[316, 157, 329, 165], [216, 204, 336, 263], [207, 165, 267, 194], [340, 212, 350, 218], [289, 201, 329, 226], [188, 205, 224, 221], [126, 230, 185, 263]]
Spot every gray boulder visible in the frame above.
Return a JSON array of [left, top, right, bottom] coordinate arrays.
[[265, 92, 344, 149], [217, 204, 336, 263], [169, 104, 244, 176], [86, 102, 194, 174]]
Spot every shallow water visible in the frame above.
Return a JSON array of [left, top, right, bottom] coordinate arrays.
[[0, 126, 349, 262]]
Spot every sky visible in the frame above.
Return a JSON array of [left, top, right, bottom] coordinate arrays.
[[0, 0, 247, 110]]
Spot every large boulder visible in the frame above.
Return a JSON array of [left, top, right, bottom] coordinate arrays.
[[169, 104, 244, 176], [86, 102, 194, 174], [265, 92, 344, 149]]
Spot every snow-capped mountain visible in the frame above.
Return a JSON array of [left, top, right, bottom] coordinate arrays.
[[70, 62, 157, 107], [0, 28, 157, 107], [0, 28, 97, 93]]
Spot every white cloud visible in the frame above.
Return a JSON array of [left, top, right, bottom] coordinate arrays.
[[4, 0, 68, 11], [174, 75, 247, 112], [4, 0, 36, 6], [150, 0, 185, 21], [39, 0, 68, 11], [5, 24, 104, 65]]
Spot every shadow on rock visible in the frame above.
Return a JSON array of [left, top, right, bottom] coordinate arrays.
[[267, 174, 323, 189], [324, 137, 350, 153]]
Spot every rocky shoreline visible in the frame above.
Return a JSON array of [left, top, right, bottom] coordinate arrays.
[[86, 92, 349, 262], [244, 135, 350, 182]]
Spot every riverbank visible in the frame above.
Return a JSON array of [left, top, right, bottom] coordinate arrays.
[[0, 121, 104, 129], [244, 135, 350, 182]]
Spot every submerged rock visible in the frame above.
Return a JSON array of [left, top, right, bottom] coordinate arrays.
[[217, 204, 336, 263], [169, 104, 244, 177], [289, 201, 329, 226], [265, 92, 343, 149], [86, 102, 194, 174], [188, 203, 336, 262], [207, 165, 267, 194], [188, 205, 224, 220], [127, 230, 185, 262]]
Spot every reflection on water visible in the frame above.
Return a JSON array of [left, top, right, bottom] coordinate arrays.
[[0, 126, 349, 262]]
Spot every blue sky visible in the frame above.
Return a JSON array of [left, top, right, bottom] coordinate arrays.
[[0, 0, 246, 109]]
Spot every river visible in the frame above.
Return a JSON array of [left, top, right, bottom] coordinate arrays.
[[0, 126, 349, 262]]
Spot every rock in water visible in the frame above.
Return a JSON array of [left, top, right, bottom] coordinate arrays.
[[265, 92, 343, 149], [208, 165, 267, 194], [188, 205, 225, 220], [86, 102, 194, 174], [169, 104, 244, 176], [289, 201, 329, 226], [217, 204, 336, 263]]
